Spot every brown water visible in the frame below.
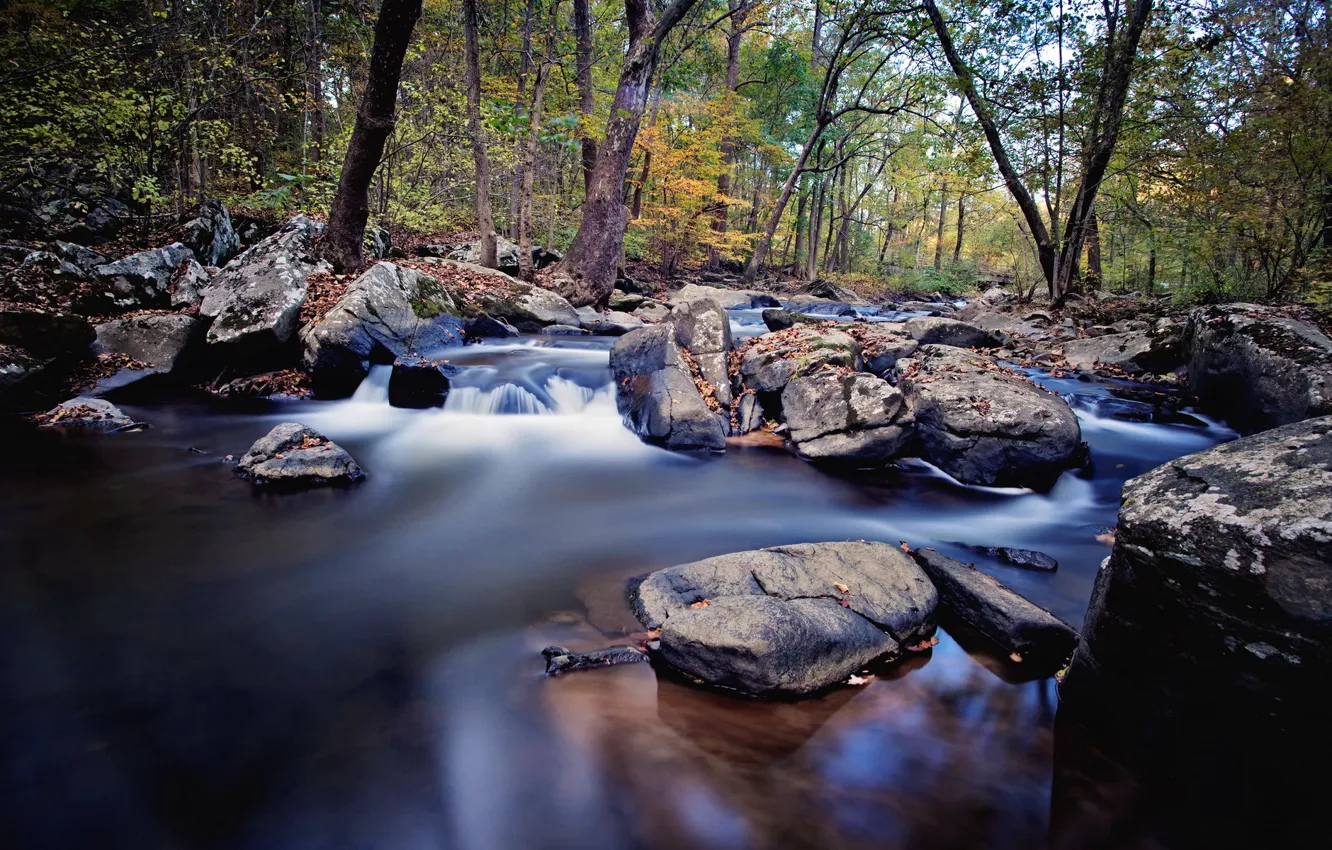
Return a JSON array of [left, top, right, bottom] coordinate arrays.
[[0, 333, 1265, 850]]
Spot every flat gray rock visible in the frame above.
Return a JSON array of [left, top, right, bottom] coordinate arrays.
[[904, 316, 996, 349], [235, 422, 364, 487], [39, 397, 136, 432], [93, 313, 204, 372], [781, 369, 914, 462]]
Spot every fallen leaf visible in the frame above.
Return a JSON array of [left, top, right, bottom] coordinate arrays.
[[1009, 652, 1024, 663], [833, 582, 850, 594], [689, 599, 711, 609], [907, 636, 940, 652], [846, 674, 872, 686], [899, 541, 911, 552]]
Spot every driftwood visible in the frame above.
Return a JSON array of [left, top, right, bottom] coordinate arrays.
[[541, 645, 648, 677]]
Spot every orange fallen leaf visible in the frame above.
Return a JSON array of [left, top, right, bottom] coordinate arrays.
[[899, 541, 911, 552], [1009, 652, 1024, 663], [907, 636, 939, 652], [689, 599, 711, 609], [833, 582, 850, 594]]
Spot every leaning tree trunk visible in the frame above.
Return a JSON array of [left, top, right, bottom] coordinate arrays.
[[934, 181, 948, 270], [744, 122, 826, 283], [574, 0, 597, 194], [463, 0, 496, 268], [552, 0, 702, 308], [953, 195, 965, 263], [1084, 209, 1102, 290], [323, 0, 422, 273]]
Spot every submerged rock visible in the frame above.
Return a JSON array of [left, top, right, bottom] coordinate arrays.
[[609, 324, 725, 451], [38, 397, 137, 432], [899, 345, 1082, 488], [970, 546, 1058, 571], [633, 541, 938, 695], [93, 313, 204, 372], [235, 422, 364, 486], [1062, 416, 1332, 748], [201, 215, 327, 365], [781, 369, 914, 462], [541, 645, 648, 676], [912, 548, 1078, 667], [182, 199, 240, 267], [302, 261, 463, 397], [1185, 304, 1332, 432]]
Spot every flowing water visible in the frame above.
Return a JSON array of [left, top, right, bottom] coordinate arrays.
[[0, 305, 1240, 850]]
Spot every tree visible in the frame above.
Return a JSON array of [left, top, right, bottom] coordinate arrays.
[[463, 0, 497, 268], [922, 0, 1154, 305], [552, 0, 704, 308], [574, 0, 597, 192], [323, 0, 423, 273]]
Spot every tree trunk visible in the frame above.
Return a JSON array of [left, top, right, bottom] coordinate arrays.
[[519, 2, 558, 282], [952, 195, 965, 263], [509, 0, 537, 239], [934, 180, 948, 270], [323, 0, 422, 273], [574, 0, 597, 193], [707, 1, 750, 269], [631, 85, 661, 219], [743, 123, 825, 283], [1084, 209, 1102, 290], [553, 0, 703, 308], [792, 187, 808, 275], [463, 0, 496, 268]]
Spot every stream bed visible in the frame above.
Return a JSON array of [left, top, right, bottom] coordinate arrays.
[[0, 312, 1239, 850]]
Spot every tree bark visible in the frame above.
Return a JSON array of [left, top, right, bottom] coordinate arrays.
[[1084, 209, 1102, 290], [552, 0, 702, 308], [792, 187, 808, 274], [745, 122, 826, 283], [574, 0, 597, 193], [953, 194, 965, 263], [934, 180, 948, 270], [323, 0, 422, 273], [519, 1, 559, 282], [509, 0, 537, 239], [463, 0, 497, 268], [707, 0, 754, 269], [631, 85, 661, 219]]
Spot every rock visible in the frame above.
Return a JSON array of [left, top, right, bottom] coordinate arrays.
[[93, 313, 204, 372], [633, 541, 938, 695], [609, 324, 726, 451], [464, 316, 519, 339], [90, 243, 195, 312], [69, 205, 122, 244], [576, 307, 644, 336], [897, 300, 955, 315], [615, 275, 650, 295], [0, 347, 51, 410], [170, 259, 210, 310], [632, 301, 671, 323], [734, 392, 765, 434], [0, 309, 94, 355], [235, 422, 364, 486], [739, 326, 862, 395], [182, 199, 240, 267], [388, 356, 456, 408], [302, 261, 463, 398], [852, 324, 918, 375], [970, 546, 1058, 571], [425, 260, 579, 330], [0, 244, 36, 263], [781, 370, 914, 462], [38, 397, 136, 432], [539, 324, 587, 336], [979, 286, 1010, 305], [799, 278, 867, 304], [899, 345, 1083, 488], [442, 237, 524, 275], [608, 291, 646, 312], [1061, 416, 1332, 747], [749, 293, 782, 308], [1185, 304, 1332, 432], [671, 298, 733, 407], [759, 308, 821, 332], [912, 549, 1078, 666], [669, 283, 764, 310], [19, 250, 87, 282], [960, 308, 1058, 340], [904, 316, 997, 349], [541, 645, 648, 676], [54, 241, 108, 273], [364, 225, 391, 260], [201, 215, 326, 363], [1062, 330, 1182, 375]]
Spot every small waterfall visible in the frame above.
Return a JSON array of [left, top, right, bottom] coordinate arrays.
[[350, 365, 392, 404], [446, 384, 552, 415]]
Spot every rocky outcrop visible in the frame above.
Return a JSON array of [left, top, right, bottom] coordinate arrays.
[[182, 199, 240, 267], [1062, 416, 1332, 747], [912, 549, 1078, 667], [302, 261, 463, 397], [738, 326, 862, 395], [904, 316, 997, 349], [37, 397, 136, 432], [781, 369, 914, 461], [1062, 327, 1183, 375], [1185, 304, 1332, 432], [201, 215, 326, 364], [388, 356, 456, 408], [671, 298, 732, 407], [235, 422, 364, 486], [849, 324, 918, 375], [419, 260, 578, 330], [90, 243, 195, 312], [633, 542, 938, 695], [609, 324, 726, 451], [93, 313, 204, 372], [899, 345, 1083, 488]]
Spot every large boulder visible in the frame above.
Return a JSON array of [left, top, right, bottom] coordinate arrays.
[[302, 262, 463, 397], [912, 549, 1078, 667], [54, 241, 108, 274], [904, 316, 997, 349], [899, 345, 1082, 488], [1185, 304, 1332, 432], [781, 369, 914, 461], [1061, 327, 1183, 375], [90, 243, 195, 312], [609, 324, 726, 451], [738, 325, 862, 395], [182, 199, 240, 267], [93, 313, 204, 372], [200, 215, 326, 365], [671, 298, 733, 407], [235, 422, 364, 487], [633, 542, 938, 695], [1062, 416, 1332, 750], [669, 283, 763, 310], [388, 356, 456, 408], [847, 323, 918, 375], [422, 259, 578, 330]]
